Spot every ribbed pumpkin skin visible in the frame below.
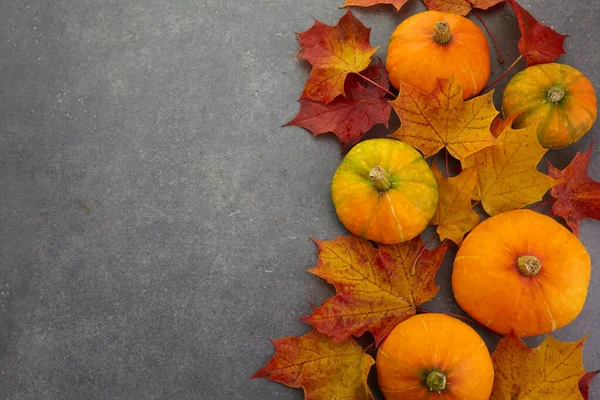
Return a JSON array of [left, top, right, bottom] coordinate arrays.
[[453, 209, 591, 337], [331, 139, 437, 244], [502, 63, 597, 149], [377, 314, 494, 400], [386, 11, 490, 100]]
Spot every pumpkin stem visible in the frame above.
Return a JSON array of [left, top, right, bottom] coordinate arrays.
[[369, 166, 392, 192], [517, 255, 542, 277], [426, 370, 447, 392], [548, 85, 566, 103], [433, 21, 452, 45]]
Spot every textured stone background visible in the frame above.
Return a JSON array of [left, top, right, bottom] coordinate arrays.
[[0, 0, 598, 399]]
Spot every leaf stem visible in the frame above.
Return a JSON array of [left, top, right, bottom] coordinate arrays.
[[484, 55, 523, 91], [356, 72, 396, 98], [472, 9, 504, 63], [411, 232, 437, 275], [530, 198, 556, 210]]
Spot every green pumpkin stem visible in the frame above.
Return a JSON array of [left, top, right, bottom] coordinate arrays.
[[433, 21, 452, 45], [369, 166, 392, 192], [426, 370, 447, 392], [547, 85, 566, 103], [517, 255, 542, 277]]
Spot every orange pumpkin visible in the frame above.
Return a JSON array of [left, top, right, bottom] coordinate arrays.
[[386, 11, 490, 100], [502, 63, 597, 149], [453, 209, 591, 337], [377, 313, 494, 400], [331, 139, 437, 244]]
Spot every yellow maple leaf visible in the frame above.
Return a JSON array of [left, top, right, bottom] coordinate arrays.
[[491, 333, 590, 399], [389, 76, 498, 163], [431, 164, 480, 245], [251, 329, 375, 400], [462, 120, 558, 215]]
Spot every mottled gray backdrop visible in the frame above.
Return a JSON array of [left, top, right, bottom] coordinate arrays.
[[1, 0, 598, 399]]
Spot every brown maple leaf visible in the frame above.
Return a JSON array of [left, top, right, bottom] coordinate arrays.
[[251, 329, 375, 400], [505, 0, 567, 66], [389, 76, 498, 164], [302, 235, 450, 346], [431, 164, 480, 245], [423, 0, 503, 16], [342, 0, 408, 11], [285, 62, 392, 150], [491, 333, 595, 399], [296, 10, 378, 104], [548, 141, 600, 237], [462, 119, 558, 215]]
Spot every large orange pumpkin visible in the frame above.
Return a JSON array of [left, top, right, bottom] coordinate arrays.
[[331, 139, 438, 244], [386, 10, 490, 100], [453, 209, 591, 337], [502, 63, 597, 149], [377, 313, 494, 400]]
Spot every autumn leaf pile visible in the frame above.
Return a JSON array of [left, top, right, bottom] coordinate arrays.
[[253, 0, 600, 399]]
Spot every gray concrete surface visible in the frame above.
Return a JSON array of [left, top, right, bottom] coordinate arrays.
[[0, 0, 598, 399]]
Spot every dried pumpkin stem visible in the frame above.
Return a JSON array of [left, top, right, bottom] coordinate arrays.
[[426, 370, 447, 392], [517, 255, 542, 277], [369, 166, 392, 192], [548, 85, 566, 103], [433, 21, 452, 45]]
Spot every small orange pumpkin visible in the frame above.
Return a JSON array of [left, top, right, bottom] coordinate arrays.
[[386, 10, 490, 100], [452, 209, 591, 337], [377, 313, 494, 400], [331, 139, 438, 244], [502, 63, 597, 149]]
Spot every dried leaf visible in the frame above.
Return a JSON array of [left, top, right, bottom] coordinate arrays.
[[491, 332, 590, 399], [285, 62, 392, 150], [579, 370, 600, 400], [505, 0, 567, 66], [431, 164, 480, 245], [343, 0, 408, 11], [303, 235, 450, 346], [390, 76, 498, 163], [297, 10, 378, 104], [548, 142, 600, 237], [462, 120, 558, 215], [423, 0, 503, 16], [251, 329, 374, 400]]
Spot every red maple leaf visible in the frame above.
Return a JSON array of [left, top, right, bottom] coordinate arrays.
[[505, 0, 567, 66], [296, 10, 378, 104], [579, 370, 600, 400], [285, 62, 392, 150], [548, 141, 600, 237]]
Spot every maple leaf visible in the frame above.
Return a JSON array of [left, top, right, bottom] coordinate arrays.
[[462, 120, 558, 216], [296, 10, 378, 104], [342, 0, 408, 11], [285, 62, 392, 150], [431, 164, 480, 245], [548, 142, 600, 237], [505, 0, 567, 66], [389, 76, 498, 164], [491, 332, 593, 399], [302, 235, 450, 346], [423, 0, 503, 16], [251, 329, 375, 400], [579, 370, 600, 400]]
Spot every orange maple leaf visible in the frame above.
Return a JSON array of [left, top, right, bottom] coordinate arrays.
[[423, 0, 504, 16], [431, 164, 480, 245], [462, 120, 558, 216], [491, 333, 596, 399], [389, 76, 498, 164], [302, 235, 450, 346], [342, 0, 408, 12], [296, 10, 378, 104], [251, 329, 375, 400]]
